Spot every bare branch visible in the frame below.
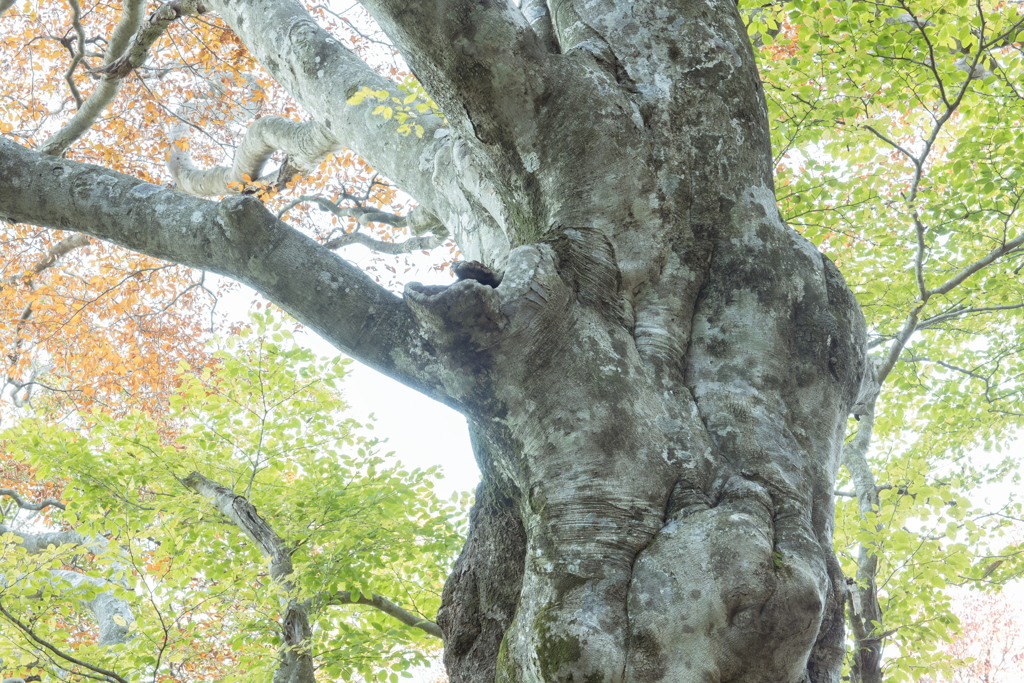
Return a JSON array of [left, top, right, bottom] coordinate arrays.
[[0, 601, 130, 683], [63, 0, 86, 108], [38, 0, 148, 156], [0, 489, 66, 512], [97, 0, 208, 79], [324, 231, 442, 254], [168, 116, 339, 196], [318, 590, 442, 638], [275, 196, 447, 253]]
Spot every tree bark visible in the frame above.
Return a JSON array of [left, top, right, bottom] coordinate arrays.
[[0, 0, 868, 680]]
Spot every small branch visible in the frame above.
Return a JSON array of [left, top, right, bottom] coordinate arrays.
[[276, 197, 449, 254], [863, 125, 918, 165], [38, 0, 148, 156], [277, 195, 407, 227], [917, 302, 1024, 330], [319, 591, 442, 638], [929, 233, 1024, 296], [324, 231, 443, 254], [0, 601, 129, 683], [1, 233, 90, 288], [2, 233, 90, 402], [63, 0, 86, 108], [0, 489, 66, 512], [96, 0, 208, 79]]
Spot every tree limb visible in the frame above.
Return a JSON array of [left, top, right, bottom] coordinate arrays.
[[360, 0, 549, 147], [0, 602, 129, 683], [0, 137, 461, 407], [0, 527, 134, 652], [317, 590, 442, 638], [203, 0, 452, 220], [182, 471, 309, 683], [168, 116, 340, 196], [96, 0, 207, 79], [38, 0, 148, 156], [0, 489, 65, 512]]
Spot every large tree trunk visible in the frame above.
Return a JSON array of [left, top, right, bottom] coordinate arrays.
[[408, 0, 868, 678], [0, 0, 867, 680], [430, 219, 864, 683]]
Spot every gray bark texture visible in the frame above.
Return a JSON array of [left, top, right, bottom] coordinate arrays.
[[0, 0, 867, 681]]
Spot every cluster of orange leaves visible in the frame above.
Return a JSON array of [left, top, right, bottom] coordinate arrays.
[[0, 0, 431, 422]]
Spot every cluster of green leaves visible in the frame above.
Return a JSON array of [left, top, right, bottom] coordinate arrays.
[[347, 77, 445, 138], [744, 0, 1024, 678], [0, 313, 467, 682]]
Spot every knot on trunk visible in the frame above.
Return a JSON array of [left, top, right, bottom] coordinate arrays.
[[404, 278, 507, 351]]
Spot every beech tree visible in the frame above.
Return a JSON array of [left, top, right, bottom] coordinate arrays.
[[1, 0, 1023, 682]]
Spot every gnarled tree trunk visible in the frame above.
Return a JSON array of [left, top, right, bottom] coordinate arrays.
[[0, 0, 866, 680]]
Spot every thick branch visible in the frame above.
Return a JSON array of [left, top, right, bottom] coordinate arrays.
[[0, 526, 105, 555], [182, 471, 310, 683], [182, 472, 291, 576], [0, 528, 134, 647], [318, 590, 442, 638], [0, 137, 459, 406], [203, 0, 452, 219], [360, 0, 549, 146], [520, 0, 558, 51], [168, 116, 340, 196]]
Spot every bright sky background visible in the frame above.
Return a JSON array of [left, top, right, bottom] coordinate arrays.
[[342, 361, 479, 498], [287, 243, 481, 500]]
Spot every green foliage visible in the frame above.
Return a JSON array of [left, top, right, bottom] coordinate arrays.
[[743, 0, 1024, 678], [0, 313, 466, 682], [347, 77, 445, 138]]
